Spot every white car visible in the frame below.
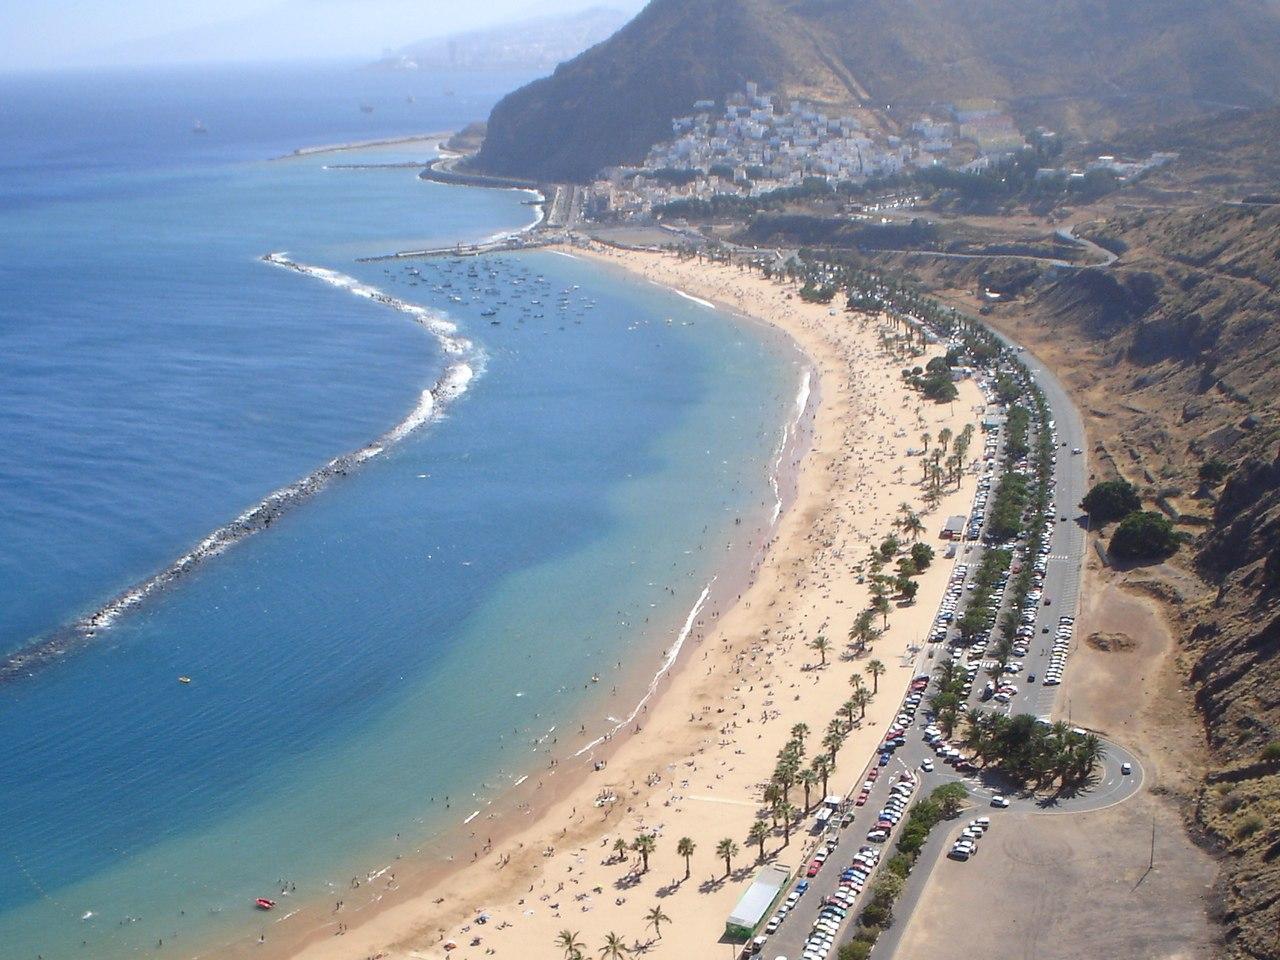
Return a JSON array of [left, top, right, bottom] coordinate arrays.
[[991, 795, 1011, 808], [921, 758, 935, 772]]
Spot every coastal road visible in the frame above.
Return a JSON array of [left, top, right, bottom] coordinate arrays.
[[761, 330, 1131, 960], [1056, 224, 1119, 268]]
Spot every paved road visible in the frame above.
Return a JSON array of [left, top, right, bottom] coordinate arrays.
[[1055, 224, 1119, 268], [760, 332, 1139, 960]]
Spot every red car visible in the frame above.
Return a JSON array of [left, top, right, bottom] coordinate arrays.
[[855, 791, 870, 806], [867, 768, 880, 781], [807, 860, 823, 877]]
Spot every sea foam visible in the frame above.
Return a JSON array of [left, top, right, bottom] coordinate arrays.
[[0, 256, 480, 683]]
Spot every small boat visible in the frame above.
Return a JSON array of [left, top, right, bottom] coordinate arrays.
[[192, 120, 208, 135], [178, 676, 192, 684], [255, 898, 276, 911], [359, 103, 374, 114]]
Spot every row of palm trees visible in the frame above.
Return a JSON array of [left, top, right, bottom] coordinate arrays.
[[556, 910, 671, 960], [960, 711, 1104, 789]]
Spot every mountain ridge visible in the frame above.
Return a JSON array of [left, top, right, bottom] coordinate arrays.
[[472, 0, 1280, 182]]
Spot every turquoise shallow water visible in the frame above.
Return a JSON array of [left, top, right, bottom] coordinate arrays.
[[0, 64, 801, 959]]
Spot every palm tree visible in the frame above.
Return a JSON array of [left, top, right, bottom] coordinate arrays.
[[824, 721, 844, 757], [902, 512, 925, 541], [938, 426, 953, 454], [921, 431, 932, 452], [557, 930, 586, 960], [797, 766, 819, 811], [773, 756, 799, 804], [676, 836, 695, 879], [822, 727, 843, 763], [716, 838, 739, 876], [747, 820, 771, 861], [961, 708, 986, 755], [1073, 735, 1105, 783], [865, 659, 886, 694], [849, 610, 878, 654], [851, 687, 872, 719], [632, 833, 656, 873], [841, 697, 858, 730], [763, 782, 783, 825], [777, 801, 798, 844], [810, 635, 830, 666], [645, 906, 671, 940], [812, 754, 833, 796], [598, 931, 630, 960], [612, 837, 628, 862], [873, 594, 892, 630], [790, 722, 810, 750]]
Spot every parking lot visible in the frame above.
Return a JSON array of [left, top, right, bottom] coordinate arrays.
[[754, 333, 1139, 960]]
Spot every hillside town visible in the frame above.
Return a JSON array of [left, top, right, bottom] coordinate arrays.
[[584, 82, 1176, 220]]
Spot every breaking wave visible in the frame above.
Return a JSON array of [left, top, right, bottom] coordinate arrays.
[[0, 255, 479, 683]]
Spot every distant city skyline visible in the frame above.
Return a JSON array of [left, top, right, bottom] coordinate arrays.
[[0, 0, 645, 72]]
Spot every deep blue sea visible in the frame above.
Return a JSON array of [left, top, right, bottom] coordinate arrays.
[[0, 62, 801, 959]]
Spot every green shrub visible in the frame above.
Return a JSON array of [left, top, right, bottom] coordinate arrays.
[[1109, 511, 1180, 561], [873, 873, 905, 902], [1081, 479, 1141, 524], [852, 924, 881, 944], [1260, 742, 1280, 762], [839, 940, 873, 960], [860, 899, 892, 928], [1198, 458, 1230, 486], [885, 853, 913, 879]]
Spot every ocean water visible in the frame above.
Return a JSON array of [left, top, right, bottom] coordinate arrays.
[[0, 63, 802, 959]]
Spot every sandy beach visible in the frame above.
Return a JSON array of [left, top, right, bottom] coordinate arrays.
[[248, 245, 984, 960]]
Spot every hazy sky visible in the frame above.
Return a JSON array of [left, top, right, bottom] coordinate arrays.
[[0, 0, 641, 71]]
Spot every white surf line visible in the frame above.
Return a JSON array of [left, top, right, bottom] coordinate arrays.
[[0, 258, 482, 683], [470, 190, 547, 248], [645, 276, 717, 309], [573, 579, 715, 759], [769, 369, 813, 526], [547, 250, 580, 260]]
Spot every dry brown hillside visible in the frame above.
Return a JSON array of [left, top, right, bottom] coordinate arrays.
[[473, 0, 1280, 181], [891, 202, 1280, 959]]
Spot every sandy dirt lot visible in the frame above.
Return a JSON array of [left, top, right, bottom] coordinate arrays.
[[886, 555, 1220, 960], [895, 798, 1219, 960]]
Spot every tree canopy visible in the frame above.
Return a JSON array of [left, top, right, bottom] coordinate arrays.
[[1109, 510, 1180, 561], [1081, 479, 1141, 523]]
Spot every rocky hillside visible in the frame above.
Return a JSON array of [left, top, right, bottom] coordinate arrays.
[[1105, 105, 1280, 196], [472, 0, 1280, 182]]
